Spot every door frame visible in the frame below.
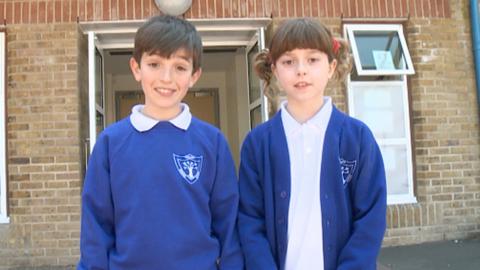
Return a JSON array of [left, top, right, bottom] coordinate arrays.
[[81, 18, 271, 152]]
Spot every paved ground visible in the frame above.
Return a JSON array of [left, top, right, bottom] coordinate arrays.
[[377, 237, 480, 270]]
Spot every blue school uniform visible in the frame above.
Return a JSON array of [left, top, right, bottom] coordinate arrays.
[[238, 104, 387, 270], [78, 104, 244, 270]]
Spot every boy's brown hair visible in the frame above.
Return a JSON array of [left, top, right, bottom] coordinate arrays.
[[133, 15, 202, 73]]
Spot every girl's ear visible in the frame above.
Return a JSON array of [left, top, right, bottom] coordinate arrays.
[[129, 57, 142, 82], [328, 59, 338, 79]]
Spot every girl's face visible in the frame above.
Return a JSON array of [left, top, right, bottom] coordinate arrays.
[[272, 48, 336, 107]]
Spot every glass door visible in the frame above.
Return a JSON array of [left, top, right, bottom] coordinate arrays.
[[246, 27, 268, 129], [88, 32, 106, 153]]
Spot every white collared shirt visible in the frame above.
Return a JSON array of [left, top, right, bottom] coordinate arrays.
[[282, 97, 333, 270], [130, 103, 192, 132]]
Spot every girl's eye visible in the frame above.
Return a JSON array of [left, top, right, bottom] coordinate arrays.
[[282, 59, 294, 65], [176, 65, 188, 72], [309, 58, 319, 63]]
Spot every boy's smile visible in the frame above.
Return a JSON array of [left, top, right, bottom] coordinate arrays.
[[130, 49, 201, 120]]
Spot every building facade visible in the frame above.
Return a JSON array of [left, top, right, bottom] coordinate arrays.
[[0, 0, 479, 268]]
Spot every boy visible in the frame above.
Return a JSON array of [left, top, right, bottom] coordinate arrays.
[[78, 15, 244, 270]]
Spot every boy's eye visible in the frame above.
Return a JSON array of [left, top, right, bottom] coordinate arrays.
[[148, 63, 159, 68], [309, 58, 319, 63], [282, 59, 294, 65]]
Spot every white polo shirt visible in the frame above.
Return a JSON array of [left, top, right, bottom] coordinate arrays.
[[281, 97, 333, 270]]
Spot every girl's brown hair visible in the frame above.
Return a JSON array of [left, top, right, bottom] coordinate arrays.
[[255, 18, 352, 102]]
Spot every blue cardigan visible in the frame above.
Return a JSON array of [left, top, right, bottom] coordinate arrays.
[[78, 117, 244, 270], [238, 106, 387, 270]]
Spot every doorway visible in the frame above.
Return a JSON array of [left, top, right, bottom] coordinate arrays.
[[80, 19, 270, 166]]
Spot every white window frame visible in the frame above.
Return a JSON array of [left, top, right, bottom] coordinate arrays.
[[344, 24, 416, 205], [346, 24, 415, 76], [0, 30, 9, 223]]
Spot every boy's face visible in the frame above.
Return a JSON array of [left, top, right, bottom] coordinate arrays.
[[130, 49, 201, 120]]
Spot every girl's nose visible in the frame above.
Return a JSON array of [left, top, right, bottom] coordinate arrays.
[[296, 61, 307, 76]]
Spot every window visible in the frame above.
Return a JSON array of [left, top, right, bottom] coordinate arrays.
[[0, 30, 9, 223], [345, 24, 416, 205]]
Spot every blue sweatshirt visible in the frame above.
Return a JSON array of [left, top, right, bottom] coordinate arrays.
[[78, 115, 244, 270], [238, 106, 387, 270]]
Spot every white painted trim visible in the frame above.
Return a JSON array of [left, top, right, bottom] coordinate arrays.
[[347, 76, 416, 205], [0, 31, 8, 223], [80, 18, 272, 49], [344, 24, 415, 76], [88, 32, 97, 153]]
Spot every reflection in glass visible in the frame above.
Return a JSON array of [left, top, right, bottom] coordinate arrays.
[[381, 146, 409, 195], [351, 84, 406, 139], [95, 49, 104, 108], [96, 111, 104, 136], [250, 105, 262, 129], [247, 43, 261, 103], [353, 30, 408, 71]]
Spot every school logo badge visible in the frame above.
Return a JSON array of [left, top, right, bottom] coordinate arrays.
[[340, 158, 357, 186], [173, 153, 203, 184]]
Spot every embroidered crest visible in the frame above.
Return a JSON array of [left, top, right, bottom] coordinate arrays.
[[339, 158, 357, 186], [173, 153, 203, 184]]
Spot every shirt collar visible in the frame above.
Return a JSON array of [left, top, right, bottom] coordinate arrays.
[[281, 97, 333, 136], [130, 103, 192, 132]]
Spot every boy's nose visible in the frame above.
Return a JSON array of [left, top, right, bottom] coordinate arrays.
[[158, 68, 173, 82]]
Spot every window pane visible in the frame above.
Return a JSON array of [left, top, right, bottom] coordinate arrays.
[[353, 30, 409, 71], [351, 84, 406, 139], [96, 111, 104, 135], [248, 43, 261, 103], [250, 105, 262, 129], [381, 145, 409, 195], [95, 49, 104, 108]]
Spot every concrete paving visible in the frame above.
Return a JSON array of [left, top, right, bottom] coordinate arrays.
[[377, 237, 480, 270]]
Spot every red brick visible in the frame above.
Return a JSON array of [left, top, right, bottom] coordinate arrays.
[[415, 0, 423, 17], [86, 0, 94, 20], [14, 2, 21, 24], [332, 0, 341, 17], [0, 2, 3, 23], [444, 0, 450, 17], [201, 0, 208, 18], [422, 0, 430, 17], [21, 2, 29, 24], [126, 0, 133, 19], [62, 0, 70, 22], [38, 1, 46, 23], [47, 0, 54, 23], [118, 0, 125, 19], [215, 0, 223, 17], [134, 0, 141, 19], [71, 0, 78, 22], [54, 0, 61, 22], [5, 2, 12, 24]]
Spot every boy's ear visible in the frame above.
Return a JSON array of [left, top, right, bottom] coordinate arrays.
[[129, 57, 142, 82], [189, 68, 202, 88]]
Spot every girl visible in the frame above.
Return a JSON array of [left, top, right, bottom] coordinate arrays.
[[238, 18, 387, 270]]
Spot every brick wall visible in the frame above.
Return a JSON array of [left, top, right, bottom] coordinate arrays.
[[1, 23, 81, 269], [0, 0, 451, 23], [382, 0, 480, 245], [0, 0, 479, 268]]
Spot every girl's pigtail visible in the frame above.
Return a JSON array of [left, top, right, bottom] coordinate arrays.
[[331, 38, 353, 82], [254, 49, 277, 103]]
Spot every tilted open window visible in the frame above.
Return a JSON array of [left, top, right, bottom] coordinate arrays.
[[346, 24, 414, 76], [344, 24, 416, 205]]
